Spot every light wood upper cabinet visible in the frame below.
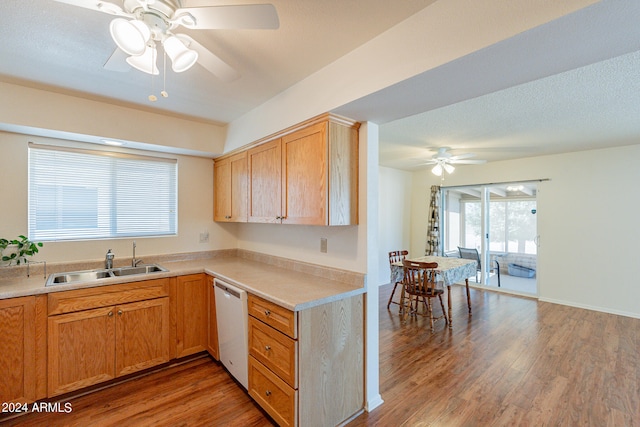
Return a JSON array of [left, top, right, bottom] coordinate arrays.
[[281, 123, 327, 225], [247, 139, 282, 223], [175, 274, 208, 358], [0, 296, 40, 403], [214, 152, 248, 222], [246, 114, 359, 226]]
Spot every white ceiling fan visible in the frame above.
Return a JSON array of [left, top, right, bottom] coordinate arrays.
[[423, 147, 487, 177], [53, 0, 280, 83]]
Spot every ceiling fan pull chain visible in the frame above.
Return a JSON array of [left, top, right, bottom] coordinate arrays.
[[161, 50, 168, 98], [148, 48, 157, 102]]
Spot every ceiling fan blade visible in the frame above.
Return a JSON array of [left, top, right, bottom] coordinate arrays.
[[103, 48, 130, 72], [449, 159, 487, 164], [176, 4, 279, 30], [449, 152, 476, 160], [176, 34, 240, 82], [53, 0, 131, 17]]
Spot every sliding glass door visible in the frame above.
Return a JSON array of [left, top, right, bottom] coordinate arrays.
[[442, 182, 538, 295]]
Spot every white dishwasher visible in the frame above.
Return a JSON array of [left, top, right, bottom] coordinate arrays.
[[214, 279, 249, 389]]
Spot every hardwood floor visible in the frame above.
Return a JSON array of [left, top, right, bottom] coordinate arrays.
[[2, 357, 276, 427], [4, 284, 638, 426], [349, 283, 639, 426]]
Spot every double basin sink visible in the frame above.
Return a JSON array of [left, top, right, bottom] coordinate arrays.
[[45, 264, 168, 286]]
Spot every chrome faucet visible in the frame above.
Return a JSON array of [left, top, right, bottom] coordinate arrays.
[[105, 249, 114, 269], [132, 241, 143, 267]]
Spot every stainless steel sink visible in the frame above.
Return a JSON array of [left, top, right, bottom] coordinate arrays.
[[111, 264, 167, 276], [48, 269, 113, 285], [45, 264, 168, 286]]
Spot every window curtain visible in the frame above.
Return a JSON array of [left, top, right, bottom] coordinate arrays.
[[425, 185, 441, 255]]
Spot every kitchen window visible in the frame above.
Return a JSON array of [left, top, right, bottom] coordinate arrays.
[[28, 143, 177, 241]]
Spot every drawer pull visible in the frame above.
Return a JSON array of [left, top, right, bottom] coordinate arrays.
[[265, 390, 272, 397], [108, 311, 114, 317], [117, 309, 123, 316], [265, 309, 271, 316], [265, 345, 271, 351]]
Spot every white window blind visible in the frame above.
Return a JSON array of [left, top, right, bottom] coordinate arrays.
[[29, 143, 177, 241]]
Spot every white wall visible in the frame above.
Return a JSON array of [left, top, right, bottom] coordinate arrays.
[[224, 0, 595, 151], [0, 82, 226, 155], [409, 144, 640, 318], [0, 131, 237, 264], [377, 166, 413, 285]]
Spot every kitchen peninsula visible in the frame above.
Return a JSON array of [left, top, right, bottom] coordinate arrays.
[[0, 249, 365, 427]]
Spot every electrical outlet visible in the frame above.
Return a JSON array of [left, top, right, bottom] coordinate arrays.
[[320, 237, 327, 253], [199, 232, 209, 243]]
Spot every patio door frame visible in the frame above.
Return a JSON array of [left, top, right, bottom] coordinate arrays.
[[441, 179, 544, 290]]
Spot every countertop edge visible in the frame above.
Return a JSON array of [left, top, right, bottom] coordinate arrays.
[[204, 267, 365, 311], [0, 258, 365, 311]]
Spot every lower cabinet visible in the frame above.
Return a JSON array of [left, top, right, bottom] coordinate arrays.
[[248, 294, 364, 427], [175, 274, 208, 358], [47, 279, 171, 397], [206, 275, 219, 360], [0, 295, 47, 404]]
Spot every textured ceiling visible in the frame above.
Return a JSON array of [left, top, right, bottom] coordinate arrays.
[[0, 0, 434, 124], [1, 1, 640, 171], [332, 0, 640, 170]]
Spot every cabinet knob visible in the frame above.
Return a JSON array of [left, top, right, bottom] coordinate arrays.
[[265, 345, 271, 351], [265, 390, 272, 397], [117, 309, 123, 316], [108, 311, 114, 317], [264, 309, 271, 316]]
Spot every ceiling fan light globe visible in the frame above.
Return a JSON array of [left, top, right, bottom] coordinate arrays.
[[125, 45, 159, 75], [110, 18, 150, 56], [432, 164, 443, 176], [444, 163, 455, 174], [163, 36, 198, 72]]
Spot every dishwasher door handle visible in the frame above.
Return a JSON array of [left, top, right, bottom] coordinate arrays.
[[215, 281, 241, 298]]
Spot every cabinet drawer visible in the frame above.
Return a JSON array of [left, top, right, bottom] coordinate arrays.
[[249, 317, 297, 387], [248, 295, 296, 338], [48, 278, 170, 315], [249, 356, 297, 427]]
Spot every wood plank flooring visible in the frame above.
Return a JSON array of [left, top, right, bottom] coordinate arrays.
[[349, 284, 639, 426], [3, 284, 638, 426], [2, 357, 276, 427]]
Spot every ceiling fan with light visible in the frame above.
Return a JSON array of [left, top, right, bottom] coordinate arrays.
[[423, 147, 487, 177], [53, 0, 279, 84]]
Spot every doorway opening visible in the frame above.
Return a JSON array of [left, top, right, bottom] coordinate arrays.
[[442, 181, 538, 296]]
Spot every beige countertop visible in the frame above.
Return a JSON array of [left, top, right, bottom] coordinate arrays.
[[0, 255, 365, 311]]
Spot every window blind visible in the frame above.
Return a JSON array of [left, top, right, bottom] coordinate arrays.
[[28, 143, 177, 241]]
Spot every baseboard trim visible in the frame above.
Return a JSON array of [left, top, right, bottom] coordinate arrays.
[[538, 297, 640, 319]]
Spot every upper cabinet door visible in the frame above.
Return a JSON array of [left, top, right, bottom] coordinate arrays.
[[222, 113, 359, 226], [248, 139, 282, 223], [281, 122, 327, 225], [230, 153, 248, 222], [214, 157, 231, 221], [214, 152, 248, 222]]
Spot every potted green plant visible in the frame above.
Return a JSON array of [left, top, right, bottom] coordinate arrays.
[[0, 235, 44, 266]]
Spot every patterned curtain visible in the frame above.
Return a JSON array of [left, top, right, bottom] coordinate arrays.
[[425, 185, 441, 255]]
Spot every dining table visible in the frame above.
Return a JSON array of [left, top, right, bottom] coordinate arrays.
[[390, 255, 477, 327]]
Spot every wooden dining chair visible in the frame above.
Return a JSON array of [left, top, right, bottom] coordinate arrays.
[[401, 259, 448, 331], [387, 250, 409, 310]]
